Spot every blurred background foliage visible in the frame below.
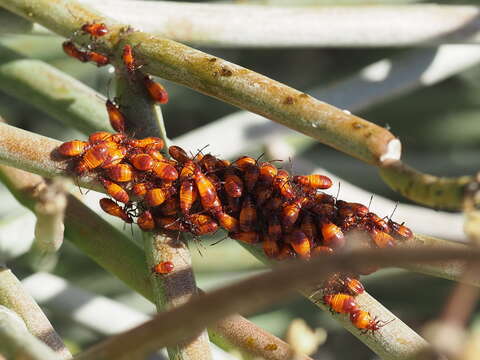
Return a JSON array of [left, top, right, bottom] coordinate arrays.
[[0, 0, 479, 359]]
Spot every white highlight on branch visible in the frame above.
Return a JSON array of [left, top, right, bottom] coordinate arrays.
[[79, 1, 480, 47]]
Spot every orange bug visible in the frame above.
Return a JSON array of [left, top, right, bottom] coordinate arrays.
[[267, 214, 282, 242], [388, 220, 413, 240], [62, 41, 88, 62], [323, 294, 358, 314], [198, 154, 218, 173], [146, 148, 164, 162], [273, 170, 295, 200], [229, 231, 260, 244], [75, 143, 109, 174], [224, 170, 243, 198], [151, 161, 178, 181], [101, 179, 129, 204], [130, 153, 154, 171], [145, 187, 175, 207], [85, 51, 109, 67], [320, 220, 346, 248], [179, 180, 197, 215], [58, 140, 88, 157], [293, 175, 333, 190], [132, 182, 150, 198], [370, 229, 395, 248], [88, 131, 112, 144], [281, 198, 305, 230], [180, 160, 196, 180], [81, 22, 108, 37], [189, 214, 219, 236], [259, 162, 278, 184], [106, 163, 134, 182], [169, 146, 190, 163], [233, 156, 256, 171], [363, 213, 389, 233], [143, 75, 169, 104], [152, 261, 174, 274], [137, 210, 155, 231], [193, 167, 219, 210], [213, 210, 239, 232], [239, 195, 257, 232], [128, 137, 164, 149], [102, 145, 127, 168], [311, 203, 335, 218], [337, 201, 369, 219], [99, 198, 132, 223], [350, 310, 394, 334], [122, 44, 137, 73], [262, 234, 280, 259], [342, 277, 365, 295], [288, 230, 311, 259], [106, 99, 126, 133]]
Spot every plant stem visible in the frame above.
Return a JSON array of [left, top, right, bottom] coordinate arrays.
[[0, 0, 400, 166], [0, 44, 110, 134], [0, 305, 63, 360], [0, 267, 71, 359], [72, 244, 480, 360], [379, 161, 474, 211], [113, 48, 212, 358]]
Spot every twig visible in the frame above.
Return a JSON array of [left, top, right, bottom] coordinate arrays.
[[0, 267, 71, 359], [29, 177, 68, 271], [0, 0, 400, 166], [73, 246, 480, 360], [0, 44, 110, 134], [21, 273, 237, 360], [114, 50, 212, 359], [0, 164, 304, 360], [78, 2, 480, 48], [0, 305, 62, 360], [379, 160, 475, 211]]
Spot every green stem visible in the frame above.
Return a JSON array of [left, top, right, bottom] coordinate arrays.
[[113, 49, 212, 359], [0, 305, 62, 360], [379, 161, 474, 211], [0, 267, 71, 359], [0, 0, 400, 166], [0, 44, 110, 134]]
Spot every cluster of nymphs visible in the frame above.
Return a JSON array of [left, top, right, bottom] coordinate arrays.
[[57, 131, 412, 334], [59, 21, 412, 335]]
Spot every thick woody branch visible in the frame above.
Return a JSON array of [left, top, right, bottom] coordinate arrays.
[[0, 0, 400, 166]]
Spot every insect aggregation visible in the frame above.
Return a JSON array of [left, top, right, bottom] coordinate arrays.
[[60, 21, 414, 334]]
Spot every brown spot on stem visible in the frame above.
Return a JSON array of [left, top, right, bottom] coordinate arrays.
[[283, 96, 295, 105], [299, 93, 308, 98], [264, 343, 278, 351], [220, 67, 233, 77], [208, 57, 217, 62], [352, 122, 364, 129], [246, 336, 255, 348], [364, 132, 372, 138]]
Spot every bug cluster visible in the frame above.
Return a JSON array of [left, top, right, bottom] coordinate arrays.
[[59, 21, 413, 334]]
